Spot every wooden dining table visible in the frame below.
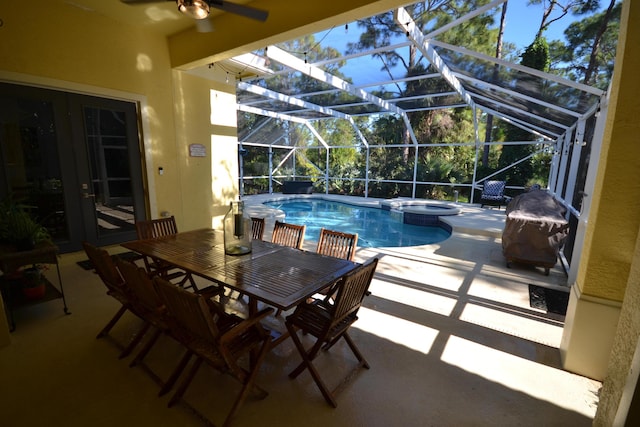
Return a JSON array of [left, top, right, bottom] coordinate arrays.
[[121, 229, 359, 316]]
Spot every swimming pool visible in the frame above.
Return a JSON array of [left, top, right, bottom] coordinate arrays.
[[263, 199, 451, 248]]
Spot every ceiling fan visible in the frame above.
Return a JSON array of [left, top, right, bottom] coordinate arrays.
[[121, 0, 269, 22]]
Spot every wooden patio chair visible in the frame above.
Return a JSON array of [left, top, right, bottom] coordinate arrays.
[[115, 259, 167, 363], [270, 220, 307, 315], [271, 220, 306, 249], [314, 228, 359, 298], [82, 242, 151, 358], [135, 216, 198, 290], [251, 217, 265, 241], [316, 228, 358, 261], [115, 258, 199, 395], [152, 276, 274, 427], [285, 257, 378, 408]]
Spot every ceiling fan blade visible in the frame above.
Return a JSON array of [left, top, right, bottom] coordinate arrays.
[[209, 1, 269, 22]]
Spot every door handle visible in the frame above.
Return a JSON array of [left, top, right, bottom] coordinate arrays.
[[82, 193, 95, 199]]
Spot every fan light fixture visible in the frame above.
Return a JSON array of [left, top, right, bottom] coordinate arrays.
[[177, 0, 210, 20]]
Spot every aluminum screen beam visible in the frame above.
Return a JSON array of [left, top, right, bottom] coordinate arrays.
[[238, 104, 308, 124], [347, 116, 369, 148], [238, 81, 350, 120], [266, 45, 418, 145], [266, 46, 405, 116], [422, 0, 507, 40], [396, 7, 476, 111], [304, 122, 329, 149]]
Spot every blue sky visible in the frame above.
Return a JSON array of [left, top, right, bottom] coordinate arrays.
[[316, 2, 607, 55], [504, 1, 579, 50]]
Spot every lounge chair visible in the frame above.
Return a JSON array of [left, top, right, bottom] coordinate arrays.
[[480, 180, 509, 209]]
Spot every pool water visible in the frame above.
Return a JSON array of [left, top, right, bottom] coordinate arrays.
[[264, 199, 451, 248]]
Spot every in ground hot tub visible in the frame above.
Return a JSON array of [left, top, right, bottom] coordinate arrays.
[[380, 199, 461, 226]]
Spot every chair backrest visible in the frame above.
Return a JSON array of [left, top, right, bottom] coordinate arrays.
[[251, 217, 265, 241], [316, 228, 358, 261], [271, 220, 306, 249], [82, 241, 124, 291], [116, 258, 161, 313], [152, 276, 221, 342], [331, 257, 378, 325], [482, 180, 506, 197], [136, 216, 178, 240]]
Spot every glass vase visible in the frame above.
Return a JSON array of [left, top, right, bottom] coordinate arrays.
[[223, 200, 252, 255]]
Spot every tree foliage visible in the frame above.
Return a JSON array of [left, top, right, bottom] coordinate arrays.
[[549, 0, 620, 88], [528, 0, 601, 39], [521, 37, 551, 71]]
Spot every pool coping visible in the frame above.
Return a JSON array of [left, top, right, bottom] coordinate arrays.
[[242, 193, 506, 239]]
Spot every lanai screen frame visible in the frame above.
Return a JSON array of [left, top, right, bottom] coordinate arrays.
[[234, 1, 609, 278]]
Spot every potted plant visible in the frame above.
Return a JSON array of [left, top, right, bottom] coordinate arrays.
[[20, 264, 47, 299], [0, 196, 51, 251]]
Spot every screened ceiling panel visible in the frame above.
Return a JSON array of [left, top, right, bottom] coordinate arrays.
[[474, 96, 568, 137], [302, 92, 365, 107], [393, 94, 466, 111], [238, 117, 327, 148], [260, 74, 338, 96], [330, 103, 385, 115], [282, 110, 334, 120], [249, 100, 308, 113], [238, 115, 284, 145], [464, 84, 578, 128], [433, 44, 602, 114], [234, 1, 607, 147]]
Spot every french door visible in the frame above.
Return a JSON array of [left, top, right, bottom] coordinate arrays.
[[0, 83, 146, 253]]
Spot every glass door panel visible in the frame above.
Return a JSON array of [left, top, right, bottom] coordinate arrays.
[[0, 89, 69, 242], [84, 107, 136, 238]]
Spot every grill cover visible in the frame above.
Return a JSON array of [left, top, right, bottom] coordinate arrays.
[[502, 190, 569, 270]]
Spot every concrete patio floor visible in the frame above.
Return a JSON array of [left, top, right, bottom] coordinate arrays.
[[0, 196, 601, 426]]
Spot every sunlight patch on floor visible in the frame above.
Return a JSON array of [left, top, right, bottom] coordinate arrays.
[[369, 279, 457, 317], [374, 260, 469, 292], [353, 307, 438, 354], [441, 335, 599, 418], [460, 296, 563, 347]]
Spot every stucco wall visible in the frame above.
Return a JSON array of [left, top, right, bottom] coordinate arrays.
[[592, 1, 640, 424], [0, 0, 237, 231], [594, 225, 640, 425], [171, 70, 239, 231], [575, 0, 640, 303]]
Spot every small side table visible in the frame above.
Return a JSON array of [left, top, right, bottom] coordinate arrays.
[[0, 242, 70, 331]]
